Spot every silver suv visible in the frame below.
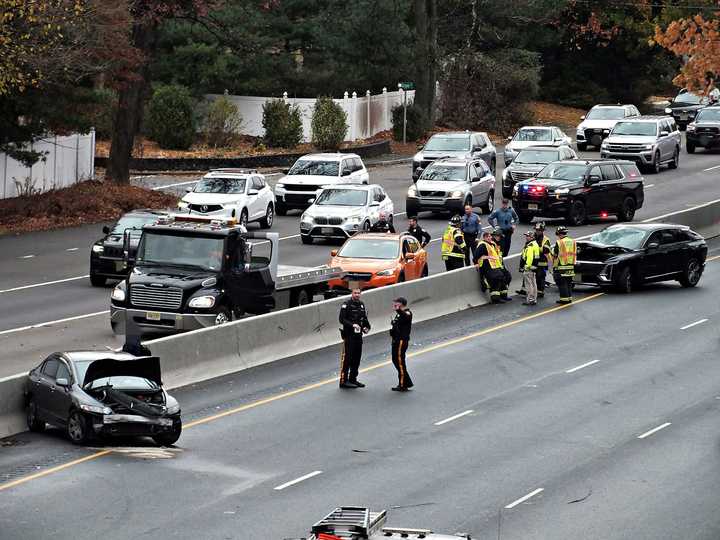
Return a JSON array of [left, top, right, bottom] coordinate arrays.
[[600, 116, 681, 174]]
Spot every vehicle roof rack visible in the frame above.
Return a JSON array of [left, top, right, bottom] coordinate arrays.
[[209, 168, 259, 174], [311, 507, 387, 539]]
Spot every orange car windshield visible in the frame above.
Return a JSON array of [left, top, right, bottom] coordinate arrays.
[[338, 239, 399, 259]]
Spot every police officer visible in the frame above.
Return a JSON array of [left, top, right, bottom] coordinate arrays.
[[369, 211, 396, 233], [552, 226, 577, 305], [474, 229, 509, 303], [519, 230, 540, 305], [407, 216, 431, 247], [441, 215, 466, 271], [389, 297, 413, 392], [461, 204, 482, 266], [338, 288, 371, 388]]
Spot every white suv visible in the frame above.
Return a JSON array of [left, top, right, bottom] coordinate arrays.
[[177, 169, 276, 228], [576, 104, 640, 151], [274, 153, 369, 215]]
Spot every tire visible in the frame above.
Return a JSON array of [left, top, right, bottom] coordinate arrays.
[[577, 142, 587, 152], [421, 264, 429, 278], [239, 209, 249, 228], [679, 258, 702, 288], [214, 307, 231, 325], [517, 211, 532, 225], [686, 142, 696, 154], [259, 204, 274, 229], [153, 423, 182, 446], [292, 288, 311, 307], [567, 200, 587, 226], [668, 147, 679, 170], [275, 201, 287, 216], [614, 266, 633, 294], [651, 151, 662, 174], [480, 190, 494, 214], [301, 234, 313, 245], [362, 221, 371, 232], [67, 410, 90, 445], [90, 274, 106, 287], [618, 197, 636, 222], [27, 398, 45, 432]]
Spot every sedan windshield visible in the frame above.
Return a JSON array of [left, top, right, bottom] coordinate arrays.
[[423, 135, 470, 152], [514, 129, 552, 142], [338, 238, 399, 259], [315, 189, 368, 206], [137, 233, 225, 271], [695, 108, 720, 122], [675, 91, 706, 105], [111, 215, 158, 235], [590, 227, 648, 250], [586, 108, 625, 120], [612, 122, 657, 136], [537, 163, 587, 181], [514, 149, 560, 164], [420, 164, 466, 182], [194, 178, 246, 194], [288, 160, 339, 176]]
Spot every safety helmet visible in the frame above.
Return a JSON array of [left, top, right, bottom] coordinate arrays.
[[534, 221, 546, 231], [524, 230, 535, 237], [450, 215, 462, 226], [491, 227, 503, 237], [556, 226, 568, 236]]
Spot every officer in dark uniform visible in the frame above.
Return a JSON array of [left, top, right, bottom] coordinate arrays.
[[338, 288, 371, 388], [369, 212, 396, 233], [407, 216, 431, 247], [390, 297, 414, 392]]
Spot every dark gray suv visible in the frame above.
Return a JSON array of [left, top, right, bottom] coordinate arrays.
[[501, 145, 577, 198]]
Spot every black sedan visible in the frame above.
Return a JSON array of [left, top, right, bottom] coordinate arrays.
[[26, 351, 182, 445], [575, 223, 707, 293]]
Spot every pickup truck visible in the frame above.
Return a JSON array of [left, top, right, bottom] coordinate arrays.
[[109, 215, 343, 336]]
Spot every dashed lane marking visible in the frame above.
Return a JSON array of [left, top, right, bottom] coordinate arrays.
[[638, 422, 671, 439], [434, 410, 474, 426], [565, 359, 600, 374], [680, 318, 708, 330], [0, 311, 109, 336], [273, 470, 323, 491], [703, 164, 720, 172], [505, 488, 544, 509], [0, 275, 89, 294]]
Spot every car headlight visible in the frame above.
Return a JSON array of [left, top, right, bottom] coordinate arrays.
[[92, 244, 104, 254], [188, 295, 216, 309], [166, 402, 180, 414], [601, 141, 609, 149], [504, 147, 515, 155], [301, 213, 313, 223], [80, 404, 113, 415], [407, 185, 417, 197], [555, 188, 570, 195], [603, 129, 610, 134], [346, 215, 362, 224], [178, 201, 189, 209], [450, 190, 464, 198], [111, 283, 126, 302], [665, 107, 672, 114], [376, 268, 396, 276], [687, 124, 696, 132], [643, 144, 654, 150], [275, 183, 285, 189], [513, 184, 519, 195], [502, 169, 508, 180]]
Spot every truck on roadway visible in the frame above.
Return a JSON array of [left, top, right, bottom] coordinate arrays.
[[109, 214, 343, 336]]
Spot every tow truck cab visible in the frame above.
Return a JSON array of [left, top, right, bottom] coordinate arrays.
[[110, 215, 339, 336]]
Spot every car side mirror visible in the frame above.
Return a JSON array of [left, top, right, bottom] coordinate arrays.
[[55, 378, 69, 387], [283, 168, 290, 175], [102, 225, 110, 235], [248, 189, 259, 196], [506, 136, 512, 142], [412, 168, 423, 182], [586, 174, 601, 184], [405, 252, 415, 261], [185, 187, 192, 193], [369, 201, 380, 207], [646, 242, 659, 250], [330, 249, 338, 257], [471, 176, 481, 182], [342, 169, 353, 177], [472, 145, 483, 152], [416, 144, 424, 150], [660, 130, 669, 137], [580, 115, 586, 120]]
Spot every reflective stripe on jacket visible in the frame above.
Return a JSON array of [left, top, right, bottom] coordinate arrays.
[[521, 240, 540, 271], [441, 226, 466, 259], [554, 236, 577, 274], [480, 241, 503, 269]]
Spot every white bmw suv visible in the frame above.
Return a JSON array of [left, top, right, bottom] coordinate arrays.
[[274, 153, 369, 215], [177, 169, 276, 228]]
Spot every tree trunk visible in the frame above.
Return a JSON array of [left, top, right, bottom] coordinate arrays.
[[106, 18, 158, 185], [414, 0, 438, 126]]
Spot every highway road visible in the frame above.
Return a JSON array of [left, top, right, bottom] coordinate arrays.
[[0, 144, 718, 378], [1, 240, 718, 540]]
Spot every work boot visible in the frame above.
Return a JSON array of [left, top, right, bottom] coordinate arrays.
[[500, 297, 512, 302], [516, 289, 527, 295], [391, 386, 409, 392], [339, 382, 355, 389], [522, 301, 537, 306], [556, 300, 571, 305], [349, 380, 365, 388], [537, 292, 545, 298]]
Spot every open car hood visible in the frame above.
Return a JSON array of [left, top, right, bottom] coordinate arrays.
[[82, 356, 162, 387]]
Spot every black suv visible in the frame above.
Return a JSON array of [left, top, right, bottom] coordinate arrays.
[[90, 210, 165, 287], [686, 105, 720, 153], [512, 160, 644, 226], [664, 88, 709, 130]]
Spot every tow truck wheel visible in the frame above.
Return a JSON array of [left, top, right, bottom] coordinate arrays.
[[292, 288, 311, 306], [214, 307, 231, 325], [260, 204, 274, 229], [90, 274, 106, 287], [27, 398, 45, 432], [153, 424, 182, 446], [67, 410, 90, 445]]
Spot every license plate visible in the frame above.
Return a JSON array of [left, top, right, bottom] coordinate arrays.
[[680, 114, 688, 121], [321, 227, 334, 234], [528, 203, 539, 210], [146, 311, 161, 321], [348, 280, 361, 290]]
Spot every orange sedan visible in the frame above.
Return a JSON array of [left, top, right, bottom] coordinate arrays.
[[328, 233, 429, 291]]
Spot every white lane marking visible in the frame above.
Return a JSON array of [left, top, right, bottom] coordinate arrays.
[[643, 197, 720, 223], [703, 164, 720, 172], [65, 248, 79, 252], [504, 488, 544, 509], [0, 311, 108, 336], [680, 318, 708, 330], [20, 255, 35, 259], [151, 179, 198, 190], [434, 409, 474, 426], [273, 470, 323, 491], [565, 359, 600, 374], [0, 275, 89, 294], [644, 183, 655, 188], [638, 422, 671, 439]]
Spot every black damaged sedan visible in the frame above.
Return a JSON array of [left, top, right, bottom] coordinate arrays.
[[26, 351, 182, 446], [575, 223, 706, 293]]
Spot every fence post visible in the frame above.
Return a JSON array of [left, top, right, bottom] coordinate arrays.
[[282, 91, 289, 104], [2, 152, 7, 199], [343, 92, 350, 142], [90, 128, 96, 180], [351, 91, 358, 141], [75, 133, 80, 183], [382, 87, 388, 132], [365, 90, 371, 139]]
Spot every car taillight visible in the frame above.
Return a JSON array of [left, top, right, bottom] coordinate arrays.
[[600, 211, 609, 218]]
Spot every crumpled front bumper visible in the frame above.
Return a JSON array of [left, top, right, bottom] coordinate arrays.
[[90, 413, 181, 436]]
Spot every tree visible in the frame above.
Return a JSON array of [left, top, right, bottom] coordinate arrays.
[[413, 0, 437, 124]]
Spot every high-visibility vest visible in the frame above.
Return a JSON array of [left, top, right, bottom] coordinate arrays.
[[480, 241, 503, 269], [537, 235, 551, 266], [521, 240, 540, 271], [441, 226, 465, 259], [554, 236, 576, 271]]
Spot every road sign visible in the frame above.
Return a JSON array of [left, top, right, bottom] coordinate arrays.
[[399, 82, 415, 91]]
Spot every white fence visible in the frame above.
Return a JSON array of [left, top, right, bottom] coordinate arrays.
[[1, 131, 95, 200], [206, 88, 415, 143]]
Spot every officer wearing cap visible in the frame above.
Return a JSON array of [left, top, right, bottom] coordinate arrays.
[[441, 215, 466, 271], [389, 297, 413, 392], [552, 226, 577, 304]]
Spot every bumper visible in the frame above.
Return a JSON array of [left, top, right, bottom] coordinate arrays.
[[178, 207, 234, 218], [600, 150, 655, 165], [276, 190, 320, 209], [328, 275, 397, 291], [89, 412, 181, 437], [91, 257, 130, 280], [573, 261, 614, 286], [687, 132, 720, 148], [300, 223, 360, 239], [110, 305, 218, 335], [513, 195, 570, 218], [580, 130, 610, 147], [406, 197, 465, 214]]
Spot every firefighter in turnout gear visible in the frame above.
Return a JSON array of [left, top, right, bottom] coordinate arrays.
[[492, 228, 512, 302], [534, 222, 552, 297], [389, 297, 413, 392], [441, 215, 466, 271], [519, 230, 540, 305], [338, 289, 371, 388], [474, 230, 509, 304], [552, 226, 577, 304]]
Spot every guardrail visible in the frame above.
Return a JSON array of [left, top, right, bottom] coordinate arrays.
[[1, 200, 719, 439]]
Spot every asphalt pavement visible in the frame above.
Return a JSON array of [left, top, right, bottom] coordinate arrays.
[[0, 143, 718, 378], [1, 241, 718, 540]]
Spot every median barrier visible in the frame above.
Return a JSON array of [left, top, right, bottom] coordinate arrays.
[[645, 197, 720, 239], [0, 375, 27, 439]]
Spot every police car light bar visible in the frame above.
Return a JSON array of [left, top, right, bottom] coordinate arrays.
[[172, 214, 238, 227]]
